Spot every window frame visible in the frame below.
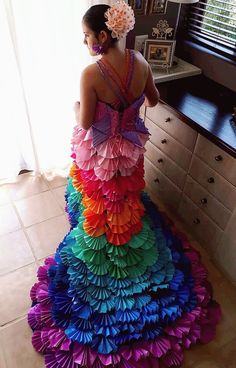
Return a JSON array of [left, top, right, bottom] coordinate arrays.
[[185, 0, 236, 63]]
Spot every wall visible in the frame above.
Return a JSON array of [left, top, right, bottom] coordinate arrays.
[[127, 2, 236, 92], [176, 40, 236, 92], [127, 2, 181, 48]]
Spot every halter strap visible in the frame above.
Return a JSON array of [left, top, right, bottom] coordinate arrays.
[[125, 49, 135, 91], [96, 49, 135, 109], [102, 49, 129, 93], [96, 61, 128, 108]]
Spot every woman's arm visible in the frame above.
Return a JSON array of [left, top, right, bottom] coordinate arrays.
[[75, 65, 97, 130], [143, 63, 160, 107]]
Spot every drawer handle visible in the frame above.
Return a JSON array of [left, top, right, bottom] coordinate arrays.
[[154, 177, 160, 183], [165, 117, 171, 122], [215, 155, 223, 162], [158, 158, 163, 163], [193, 218, 200, 224], [161, 139, 167, 144], [200, 198, 207, 204], [207, 177, 215, 183]]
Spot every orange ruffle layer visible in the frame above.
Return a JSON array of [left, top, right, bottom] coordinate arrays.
[[69, 160, 145, 245]]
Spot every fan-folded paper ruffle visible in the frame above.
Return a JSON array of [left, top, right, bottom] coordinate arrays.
[[71, 99, 149, 182], [28, 89, 221, 368], [28, 195, 221, 368]]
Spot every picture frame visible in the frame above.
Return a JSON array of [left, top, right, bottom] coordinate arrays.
[[128, 0, 148, 16], [134, 34, 149, 55], [144, 39, 176, 67], [148, 0, 168, 15]]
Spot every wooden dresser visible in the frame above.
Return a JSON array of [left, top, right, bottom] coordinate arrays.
[[141, 102, 236, 285]]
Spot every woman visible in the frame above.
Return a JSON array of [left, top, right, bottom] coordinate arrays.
[[74, 5, 159, 130], [28, 2, 221, 368]]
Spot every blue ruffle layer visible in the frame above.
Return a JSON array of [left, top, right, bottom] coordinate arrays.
[[43, 183, 197, 355]]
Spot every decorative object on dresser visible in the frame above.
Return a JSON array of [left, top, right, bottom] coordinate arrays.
[[168, 0, 199, 39], [134, 34, 149, 54], [148, 0, 168, 14], [152, 20, 174, 39], [142, 101, 236, 283], [144, 39, 176, 68], [128, 0, 148, 15]]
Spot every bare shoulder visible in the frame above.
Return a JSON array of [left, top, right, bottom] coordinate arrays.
[[133, 49, 149, 77], [81, 63, 98, 83], [133, 49, 148, 64]]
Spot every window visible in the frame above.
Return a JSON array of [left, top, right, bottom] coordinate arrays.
[[187, 0, 236, 58]]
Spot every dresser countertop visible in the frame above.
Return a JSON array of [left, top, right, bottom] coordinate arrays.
[[151, 58, 202, 83], [156, 74, 236, 158]]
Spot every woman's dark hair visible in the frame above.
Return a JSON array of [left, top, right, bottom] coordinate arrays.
[[83, 4, 118, 45]]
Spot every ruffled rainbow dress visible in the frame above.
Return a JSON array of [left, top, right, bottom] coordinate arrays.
[[28, 49, 221, 368]]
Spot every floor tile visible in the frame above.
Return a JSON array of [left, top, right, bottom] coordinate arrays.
[[0, 317, 44, 368], [207, 280, 236, 348], [214, 240, 236, 285], [14, 191, 63, 227], [7, 173, 49, 201], [0, 263, 37, 326], [202, 257, 224, 286], [43, 171, 68, 189], [183, 341, 222, 367], [192, 359, 223, 368], [0, 204, 21, 236], [52, 185, 67, 210], [0, 185, 10, 205], [0, 336, 7, 368], [0, 230, 34, 276], [26, 215, 70, 260], [218, 337, 236, 368]]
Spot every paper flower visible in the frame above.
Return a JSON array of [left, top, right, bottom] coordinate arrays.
[[105, 1, 135, 39]]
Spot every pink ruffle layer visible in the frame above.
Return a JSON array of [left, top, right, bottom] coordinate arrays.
[[71, 126, 148, 181]]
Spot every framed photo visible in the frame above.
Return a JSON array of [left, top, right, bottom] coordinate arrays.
[[134, 34, 149, 55], [128, 0, 148, 16], [148, 0, 168, 15], [144, 39, 176, 67]]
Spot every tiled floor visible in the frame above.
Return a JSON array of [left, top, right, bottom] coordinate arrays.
[[0, 172, 236, 368]]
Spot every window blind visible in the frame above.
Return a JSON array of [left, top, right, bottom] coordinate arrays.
[[188, 0, 236, 50]]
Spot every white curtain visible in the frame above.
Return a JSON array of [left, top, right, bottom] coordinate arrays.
[[0, 0, 116, 183]]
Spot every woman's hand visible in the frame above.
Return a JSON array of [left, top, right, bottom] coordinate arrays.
[[74, 101, 80, 113], [73, 101, 80, 124]]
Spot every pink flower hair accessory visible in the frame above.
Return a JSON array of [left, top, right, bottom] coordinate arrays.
[[104, 1, 135, 40]]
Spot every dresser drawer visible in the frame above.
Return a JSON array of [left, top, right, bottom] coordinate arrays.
[[146, 102, 197, 151], [214, 209, 236, 283], [189, 156, 236, 212], [144, 157, 181, 210], [195, 135, 236, 186], [178, 195, 223, 254], [145, 117, 192, 171], [184, 176, 231, 230], [145, 140, 186, 190]]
